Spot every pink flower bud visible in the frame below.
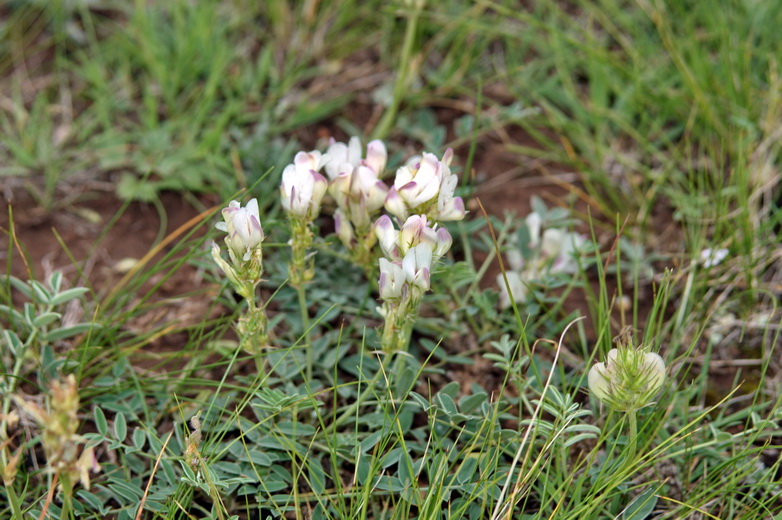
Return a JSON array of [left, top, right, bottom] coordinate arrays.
[[374, 215, 399, 259], [365, 139, 387, 175], [334, 209, 355, 248], [384, 186, 409, 220], [434, 227, 452, 258]]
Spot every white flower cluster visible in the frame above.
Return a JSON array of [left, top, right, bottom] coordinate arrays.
[[279, 151, 329, 219], [215, 199, 265, 263], [212, 198, 266, 303], [497, 211, 586, 308], [212, 138, 468, 357], [384, 149, 466, 222], [277, 136, 466, 232], [324, 137, 389, 247], [374, 215, 452, 301]]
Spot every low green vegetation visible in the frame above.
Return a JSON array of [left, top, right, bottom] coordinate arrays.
[[1, 1, 780, 519]]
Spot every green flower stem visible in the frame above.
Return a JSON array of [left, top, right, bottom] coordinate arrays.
[[381, 303, 399, 353], [350, 227, 379, 284], [1, 329, 37, 490], [381, 296, 421, 354], [238, 297, 268, 376], [289, 218, 315, 288], [289, 216, 316, 381], [60, 472, 74, 520], [5, 482, 22, 519], [296, 282, 313, 382], [627, 409, 638, 461]]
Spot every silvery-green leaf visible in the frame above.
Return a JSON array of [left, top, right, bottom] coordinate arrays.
[[33, 312, 61, 328], [622, 487, 659, 520], [49, 287, 89, 306], [114, 412, 127, 442], [30, 280, 52, 304], [94, 406, 108, 437], [2, 275, 33, 299]]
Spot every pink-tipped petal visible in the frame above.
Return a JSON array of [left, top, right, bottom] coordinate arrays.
[[384, 186, 408, 220], [442, 148, 454, 166], [434, 227, 452, 257], [438, 197, 466, 221], [365, 139, 387, 174]]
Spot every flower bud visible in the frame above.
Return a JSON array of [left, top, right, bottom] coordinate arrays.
[[402, 243, 433, 293], [541, 228, 565, 259], [525, 212, 542, 248], [550, 232, 585, 274], [379, 258, 406, 300], [374, 215, 399, 259], [386, 148, 465, 222], [334, 209, 355, 248], [394, 153, 442, 208], [294, 150, 328, 173], [437, 196, 466, 221], [217, 199, 265, 261], [326, 138, 389, 234], [434, 227, 452, 259], [399, 214, 438, 255], [384, 186, 409, 220], [399, 214, 425, 251], [355, 165, 389, 213], [588, 347, 666, 411], [365, 139, 387, 175], [280, 164, 329, 218]]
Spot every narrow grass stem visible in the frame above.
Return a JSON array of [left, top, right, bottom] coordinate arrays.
[[372, 3, 421, 140], [327, 365, 385, 435]]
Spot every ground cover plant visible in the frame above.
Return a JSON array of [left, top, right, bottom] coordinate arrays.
[[1, 0, 781, 519]]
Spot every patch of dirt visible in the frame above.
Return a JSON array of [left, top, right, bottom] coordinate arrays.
[[2, 187, 224, 367]]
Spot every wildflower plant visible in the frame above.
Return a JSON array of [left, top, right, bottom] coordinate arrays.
[[212, 198, 268, 355], [588, 347, 666, 412], [497, 197, 586, 309]]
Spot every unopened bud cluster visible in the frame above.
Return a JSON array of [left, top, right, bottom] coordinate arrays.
[[588, 347, 666, 412]]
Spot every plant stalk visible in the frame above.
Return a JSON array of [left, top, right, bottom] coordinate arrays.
[[627, 409, 638, 462]]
